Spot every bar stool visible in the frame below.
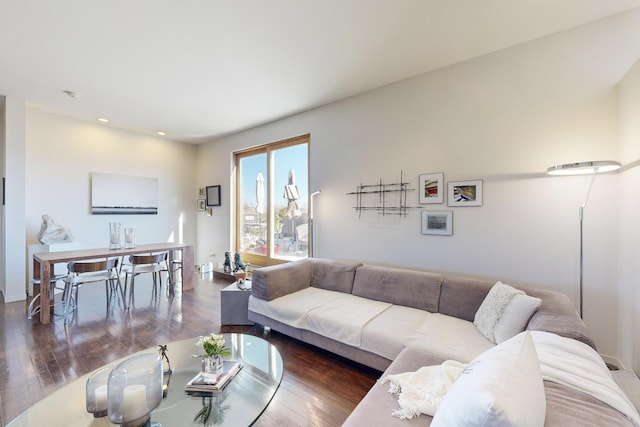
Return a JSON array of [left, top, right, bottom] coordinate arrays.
[[166, 255, 182, 297], [26, 274, 68, 320], [62, 258, 122, 323]]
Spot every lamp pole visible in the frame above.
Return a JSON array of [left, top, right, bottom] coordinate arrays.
[[546, 160, 620, 319], [577, 169, 598, 318], [309, 191, 321, 258]]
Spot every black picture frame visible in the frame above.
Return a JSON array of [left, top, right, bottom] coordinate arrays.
[[206, 185, 221, 207]]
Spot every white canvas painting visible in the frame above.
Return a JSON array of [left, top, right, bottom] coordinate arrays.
[[91, 173, 158, 215]]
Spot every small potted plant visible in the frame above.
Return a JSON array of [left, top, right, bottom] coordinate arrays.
[[194, 333, 231, 379]]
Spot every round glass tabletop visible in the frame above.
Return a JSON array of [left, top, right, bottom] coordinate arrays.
[[7, 333, 283, 427]]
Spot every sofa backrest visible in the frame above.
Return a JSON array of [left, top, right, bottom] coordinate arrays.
[[352, 265, 443, 312], [310, 258, 362, 293], [438, 275, 494, 322]]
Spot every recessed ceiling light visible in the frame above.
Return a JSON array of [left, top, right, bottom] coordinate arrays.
[[157, 131, 166, 136], [97, 118, 109, 123]]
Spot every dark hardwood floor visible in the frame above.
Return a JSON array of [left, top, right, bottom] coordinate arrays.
[[0, 273, 379, 426]]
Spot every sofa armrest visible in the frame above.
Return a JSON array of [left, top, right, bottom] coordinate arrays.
[[527, 311, 595, 350], [251, 259, 311, 301], [524, 287, 596, 350]]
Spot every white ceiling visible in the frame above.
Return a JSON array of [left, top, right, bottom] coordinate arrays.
[[2, 0, 640, 144]]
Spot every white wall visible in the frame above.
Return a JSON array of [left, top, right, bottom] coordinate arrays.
[[23, 109, 198, 291], [196, 10, 640, 362], [2, 97, 27, 303], [618, 58, 640, 371]]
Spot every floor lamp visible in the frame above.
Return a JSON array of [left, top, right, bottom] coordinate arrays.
[[309, 191, 321, 258], [546, 160, 621, 318]]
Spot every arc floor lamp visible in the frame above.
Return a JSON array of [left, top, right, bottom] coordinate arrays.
[[547, 160, 621, 318], [309, 190, 321, 258]]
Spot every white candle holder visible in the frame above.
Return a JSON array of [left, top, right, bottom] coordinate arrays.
[[108, 353, 163, 427], [109, 222, 121, 250], [86, 366, 111, 417], [124, 227, 136, 249]]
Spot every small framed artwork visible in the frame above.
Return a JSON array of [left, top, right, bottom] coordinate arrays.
[[198, 187, 206, 198], [419, 173, 444, 204], [197, 199, 206, 211], [448, 180, 483, 207], [206, 185, 221, 207], [421, 210, 453, 236]]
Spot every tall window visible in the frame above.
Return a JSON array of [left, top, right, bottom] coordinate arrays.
[[235, 134, 309, 266]]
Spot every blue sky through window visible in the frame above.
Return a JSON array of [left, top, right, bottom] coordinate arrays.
[[240, 144, 308, 210]]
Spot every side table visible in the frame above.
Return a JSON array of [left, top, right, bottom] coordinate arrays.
[[220, 281, 254, 325]]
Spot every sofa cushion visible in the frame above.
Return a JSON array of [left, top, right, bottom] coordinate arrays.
[[251, 259, 310, 301], [310, 258, 362, 293], [352, 265, 443, 312], [305, 293, 391, 347], [473, 282, 524, 343], [494, 294, 542, 343], [249, 287, 391, 347], [408, 313, 494, 363], [360, 305, 433, 360], [438, 275, 493, 321], [248, 287, 341, 326], [431, 332, 546, 427]]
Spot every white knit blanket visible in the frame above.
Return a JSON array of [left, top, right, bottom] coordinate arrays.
[[530, 331, 640, 427], [380, 360, 466, 419]]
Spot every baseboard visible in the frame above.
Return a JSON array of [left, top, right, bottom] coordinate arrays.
[[601, 353, 625, 370], [1, 291, 26, 303]]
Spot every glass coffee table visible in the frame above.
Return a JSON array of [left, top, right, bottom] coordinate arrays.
[[7, 333, 283, 426]]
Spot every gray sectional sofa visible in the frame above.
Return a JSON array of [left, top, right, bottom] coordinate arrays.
[[248, 258, 640, 426]]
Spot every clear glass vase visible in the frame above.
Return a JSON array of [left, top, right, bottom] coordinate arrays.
[[202, 355, 223, 380]]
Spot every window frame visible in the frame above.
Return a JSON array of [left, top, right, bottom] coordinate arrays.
[[234, 134, 310, 267]]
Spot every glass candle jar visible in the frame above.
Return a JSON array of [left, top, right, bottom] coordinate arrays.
[[86, 366, 111, 417], [109, 222, 121, 250], [124, 227, 136, 249], [108, 353, 163, 427]]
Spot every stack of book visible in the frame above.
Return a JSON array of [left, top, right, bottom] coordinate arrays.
[[185, 360, 243, 392]]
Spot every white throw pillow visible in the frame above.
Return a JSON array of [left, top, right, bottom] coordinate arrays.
[[431, 332, 546, 427], [494, 294, 542, 344], [474, 281, 524, 343]]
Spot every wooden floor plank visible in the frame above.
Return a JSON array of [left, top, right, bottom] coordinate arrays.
[[0, 273, 379, 426]]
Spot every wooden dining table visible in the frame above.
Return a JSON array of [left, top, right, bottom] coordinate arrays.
[[32, 242, 194, 324]]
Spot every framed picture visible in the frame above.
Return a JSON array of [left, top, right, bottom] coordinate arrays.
[[197, 199, 206, 211], [198, 187, 205, 198], [206, 185, 221, 207], [421, 210, 453, 236], [419, 173, 444, 204], [91, 173, 158, 215], [448, 180, 483, 207]]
